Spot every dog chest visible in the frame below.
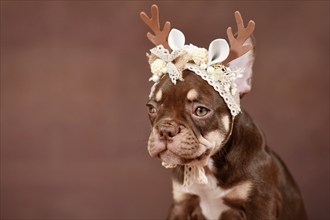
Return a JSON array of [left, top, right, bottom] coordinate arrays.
[[189, 174, 230, 219], [173, 171, 253, 220], [173, 173, 229, 220]]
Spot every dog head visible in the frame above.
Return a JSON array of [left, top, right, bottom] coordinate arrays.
[[141, 5, 256, 167], [146, 46, 255, 167]]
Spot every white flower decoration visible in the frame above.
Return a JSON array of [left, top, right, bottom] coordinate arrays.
[[212, 68, 225, 81], [192, 48, 208, 66], [150, 59, 167, 77]]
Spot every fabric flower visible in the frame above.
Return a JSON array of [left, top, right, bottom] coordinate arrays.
[[150, 59, 167, 76], [192, 48, 208, 66], [212, 68, 225, 81]]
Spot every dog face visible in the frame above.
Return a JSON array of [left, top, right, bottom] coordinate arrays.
[[147, 70, 233, 166]]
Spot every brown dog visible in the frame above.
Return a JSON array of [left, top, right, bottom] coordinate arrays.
[[141, 5, 307, 220]]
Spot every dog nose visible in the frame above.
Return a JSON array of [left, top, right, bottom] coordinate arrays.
[[158, 123, 179, 139]]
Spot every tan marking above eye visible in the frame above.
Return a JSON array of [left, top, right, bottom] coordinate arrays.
[[187, 89, 198, 101], [155, 89, 162, 102]]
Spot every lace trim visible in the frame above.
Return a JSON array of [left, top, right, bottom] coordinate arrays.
[[150, 45, 182, 62], [185, 63, 241, 116], [167, 62, 183, 85]]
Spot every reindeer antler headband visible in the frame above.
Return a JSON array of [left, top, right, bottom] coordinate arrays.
[[140, 5, 255, 116]]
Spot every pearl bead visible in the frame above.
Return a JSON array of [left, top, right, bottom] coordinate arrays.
[[207, 66, 215, 74], [200, 64, 207, 70], [150, 75, 160, 82]]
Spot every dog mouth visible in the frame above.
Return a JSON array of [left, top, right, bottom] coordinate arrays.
[[148, 124, 213, 167], [158, 148, 211, 168]]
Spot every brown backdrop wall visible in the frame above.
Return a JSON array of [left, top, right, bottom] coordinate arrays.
[[1, 1, 329, 220]]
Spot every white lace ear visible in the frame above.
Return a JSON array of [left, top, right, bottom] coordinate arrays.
[[207, 39, 230, 66], [168, 28, 185, 51]]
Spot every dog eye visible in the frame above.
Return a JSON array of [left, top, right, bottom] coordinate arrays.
[[194, 106, 210, 117], [146, 104, 157, 114]]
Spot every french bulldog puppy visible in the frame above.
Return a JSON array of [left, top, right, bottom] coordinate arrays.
[[147, 69, 308, 220], [141, 5, 308, 220]]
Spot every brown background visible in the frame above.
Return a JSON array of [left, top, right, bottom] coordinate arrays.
[[1, 1, 329, 220]]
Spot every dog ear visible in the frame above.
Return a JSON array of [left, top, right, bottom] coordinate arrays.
[[228, 37, 256, 98]]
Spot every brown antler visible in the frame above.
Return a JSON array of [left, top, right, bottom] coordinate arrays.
[[140, 4, 171, 50], [223, 11, 255, 65]]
